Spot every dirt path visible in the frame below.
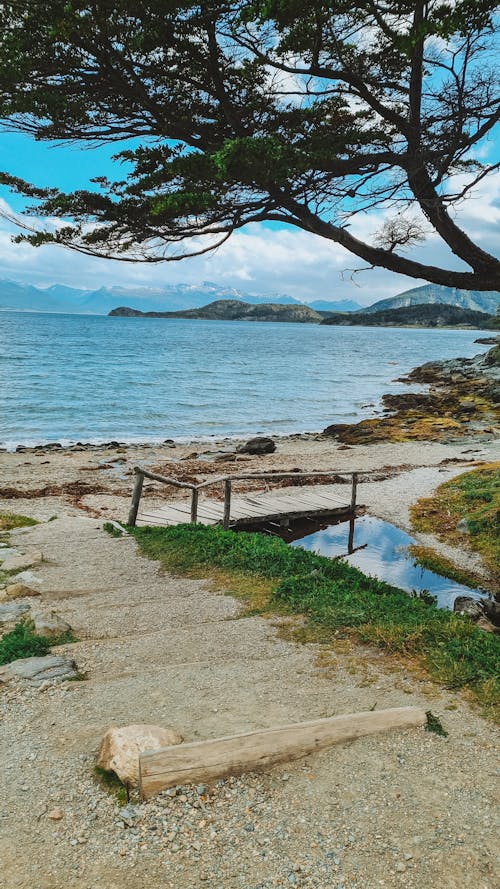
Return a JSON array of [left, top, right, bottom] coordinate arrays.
[[0, 513, 498, 889]]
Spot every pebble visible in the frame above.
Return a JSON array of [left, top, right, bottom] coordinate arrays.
[[47, 807, 64, 821]]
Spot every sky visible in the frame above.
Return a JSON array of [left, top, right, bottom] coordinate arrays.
[[0, 130, 499, 306]]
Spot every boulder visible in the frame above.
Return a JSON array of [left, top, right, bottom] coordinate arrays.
[[1, 654, 78, 682], [32, 611, 72, 638], [4, 583, 41, 600], [96, 724, 184, 787], [1, 551, 43, 572], [483, 598, 500, 628], [237, 437, 276, 455], [0, 601, 31, 626], [453, 596, 483, 620]]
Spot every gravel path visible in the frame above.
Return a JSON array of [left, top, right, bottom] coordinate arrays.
[[0, 514, 498, 888]]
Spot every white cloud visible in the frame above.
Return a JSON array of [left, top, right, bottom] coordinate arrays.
[[0, 168, 498, 305]]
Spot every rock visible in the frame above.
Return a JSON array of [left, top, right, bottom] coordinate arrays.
[[4, 583, 41, 600], [457, 400, 476, 413], [47, 808, 64, 821], [32, 611, 72, 638], [119, 804, 141, 826], [456, 518, 470, 534], [0, 601, 31, 625], [96, 724, 184, 786], [482, 598, 500, 628], [453, 596, 483, 620], [1, 654, 79, 682], [237, 437, 276, 455], [1, 551, 43, 572]]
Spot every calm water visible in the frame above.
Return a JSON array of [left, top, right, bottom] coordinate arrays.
[[0, 312, 492, 448], [291, 515, 483, 609]]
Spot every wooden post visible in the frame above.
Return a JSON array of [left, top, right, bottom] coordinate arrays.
[[223, 479, 232, 529], [139, 707, 426, 799], [350, 472, 358, 512], [190, 488, 199, 524], [127, 470, 144, 527]]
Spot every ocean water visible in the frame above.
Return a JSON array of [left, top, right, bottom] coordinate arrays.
[[0, 311, 492, 448]]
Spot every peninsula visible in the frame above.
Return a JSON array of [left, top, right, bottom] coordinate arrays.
[[109, 300, 495, 328]]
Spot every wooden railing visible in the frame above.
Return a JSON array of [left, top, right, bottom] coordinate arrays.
[[128, 466, 360, 528]]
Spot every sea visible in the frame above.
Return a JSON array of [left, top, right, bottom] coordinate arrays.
[[0, 311, 493, 449]]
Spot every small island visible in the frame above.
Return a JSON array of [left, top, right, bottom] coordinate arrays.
[[109, 299, 496, 328]]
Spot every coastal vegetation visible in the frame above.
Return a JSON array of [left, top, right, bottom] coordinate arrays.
[[320, 304, 494, 328], [411, 464, 500, 595], [132, 524, 500, 719], [0, 512, 38, 531], [1, 3, 499, 291]]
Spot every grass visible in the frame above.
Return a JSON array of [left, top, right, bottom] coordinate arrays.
[[0, 620, 77, 666], [409, 545, 486, 591], [103, 521, 124, 538], [131, 523, 500, 720], [410, 463, 500, 593], [94, 766, 128, 804], [0, 512, 38, 531]]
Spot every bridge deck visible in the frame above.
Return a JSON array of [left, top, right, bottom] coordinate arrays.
[[137, 483, 352, 528]]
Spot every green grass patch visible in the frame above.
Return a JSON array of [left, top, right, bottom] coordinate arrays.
[[0, 620, 77, 666], [411, 463, 500, 591], [0, 621, 52, 664], [0, 512, 38, 531], [425, 711, 448, 737], [103, 521, 124, 538], [94, 766, 128, 804], [131, 524, 500, 720]]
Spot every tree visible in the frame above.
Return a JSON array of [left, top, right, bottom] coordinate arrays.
[[0, 0, 499, 290]]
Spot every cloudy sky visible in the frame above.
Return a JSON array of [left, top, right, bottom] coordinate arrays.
[[0, 131, 499, 306]]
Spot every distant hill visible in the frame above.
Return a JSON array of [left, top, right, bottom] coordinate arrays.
[[109, 300, 323, 323], [321, 303, 493, 328], [309, 298, 361, 313], [362, 284, 500, 315]]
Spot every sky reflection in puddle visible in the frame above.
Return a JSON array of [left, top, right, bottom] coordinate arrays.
[[289, 514, 482, 610]]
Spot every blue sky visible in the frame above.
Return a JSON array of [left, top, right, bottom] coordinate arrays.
[[0, 129, 499, 306]]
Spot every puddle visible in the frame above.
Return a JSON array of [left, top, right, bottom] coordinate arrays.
[[240, 513, 483, 610], [290, 515, 484, 610]]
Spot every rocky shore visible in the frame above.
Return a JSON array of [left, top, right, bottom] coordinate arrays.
[[323, 343, 500, 445]]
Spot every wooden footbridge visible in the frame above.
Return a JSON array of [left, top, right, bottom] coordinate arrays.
[[128, 466, 361, 530]]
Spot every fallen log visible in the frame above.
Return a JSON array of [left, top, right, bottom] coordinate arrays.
[[139, 706, 426, 799]]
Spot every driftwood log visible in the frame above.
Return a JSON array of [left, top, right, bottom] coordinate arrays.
[[139, 707, 426, 799]]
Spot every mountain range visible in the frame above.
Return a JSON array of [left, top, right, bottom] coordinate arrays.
[[0, 278, 498, 316], [0, 279, 362, 315]]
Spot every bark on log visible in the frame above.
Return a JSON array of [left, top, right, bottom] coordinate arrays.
[[139, 706, 426, 799]]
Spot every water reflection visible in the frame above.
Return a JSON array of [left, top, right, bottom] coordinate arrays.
[[242, 513, 483, 610], [291, 515, 483, 610]]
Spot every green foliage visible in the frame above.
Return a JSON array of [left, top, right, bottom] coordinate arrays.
[[0, 1, 498, 289], [94, 766, 128, 804], [425, 711, 448, 738], [0, 512, 38, 531], [0, 621, 51, 665], [132, 524, 500, 716], [411, 464, 500, 591], [103, 521, 124, 538]]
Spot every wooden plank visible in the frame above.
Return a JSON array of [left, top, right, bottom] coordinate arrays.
[[139, 707, 426, 799]]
